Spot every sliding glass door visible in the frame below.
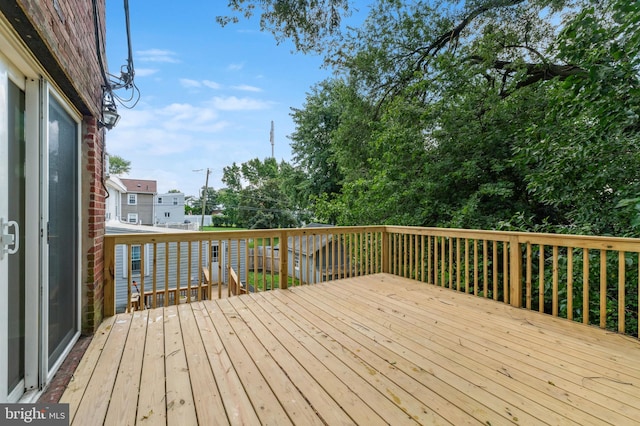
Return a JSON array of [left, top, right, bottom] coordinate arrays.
[[0, 53, 80, 402], [47, 95, 79, 369], [6, 75, 26, 400]]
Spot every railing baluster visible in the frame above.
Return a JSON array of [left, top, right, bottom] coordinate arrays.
[[619, 251, 626, 334], [177, 242, 182, 305], [140, 242, 146, 308], [164, 242, 169, 306], [152, 243, 158, 308], [583, 249, 589, 325], [600, 250, 607, 329], [408, 234, 413, 279], [483, 240, 488, 298], [311, 234, 317, 283], [420, 235, 425, 282], [567, 248, 573, 320], [187, 241, 192, 303], [552, 246, 559, 316], [526, 243, 532, 309], [503, 242, 509, 304], [493, 241, 498, 300], [197, 241, 202, 301], [434, 236, 439, 286], [539, 244, 545, 312], [126, 244, 132, 311], [465, 239, 470, 294], [449, 238, 454, 289], [456, 238, 461, 291], [473, 240, 478, 296]]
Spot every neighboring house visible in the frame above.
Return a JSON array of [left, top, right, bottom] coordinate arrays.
[[105, 175, 127, 222], [120, 178, 157, 225], [0, 1, 109, 402], [155, 192, 185, 225], [287, 224, 351, 283], [106, 223, 247, 313]]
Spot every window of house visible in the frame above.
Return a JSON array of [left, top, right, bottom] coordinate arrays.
[[128, 193, 137, 205], [173, 197, 178, 205], [164, 212, 170, 218], [211, 244, 219, 263], [157, 197, 162, 204], [122, 244, 150, 277], [131, 245, 141, 274], [127, 213, 138, 223]]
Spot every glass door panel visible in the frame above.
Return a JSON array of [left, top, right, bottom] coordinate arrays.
[[7, 79, 25, 395], [47, 96, 78, 368]]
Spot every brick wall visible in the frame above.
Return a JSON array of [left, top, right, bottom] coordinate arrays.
[[9, 0, 109, 332], [16, 0, 105, 116], [83, 117, 105, 333]]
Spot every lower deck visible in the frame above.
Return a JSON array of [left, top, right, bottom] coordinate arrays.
[[61, 274, 640, 425]]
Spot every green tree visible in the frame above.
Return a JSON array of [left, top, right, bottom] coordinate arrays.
[[200, 187, 219, 215], [184, 195, 197, 215], [220, 158, 300, 229], [108, 154, 131, 175], [217, 0, 351, 53]]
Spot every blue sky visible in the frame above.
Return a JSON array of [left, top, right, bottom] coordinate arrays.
[[105, 1, 368, 197]]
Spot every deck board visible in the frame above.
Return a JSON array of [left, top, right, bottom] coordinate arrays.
[[136, 308, 166, 425], [61, 274, 640, 425]]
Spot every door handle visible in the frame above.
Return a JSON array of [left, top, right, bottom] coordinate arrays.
[[0, 218, 20, 259]]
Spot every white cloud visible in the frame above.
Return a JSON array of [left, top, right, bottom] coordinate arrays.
[[179, 79, 221, 90], [227, 63, 244, 71], [134, 68, 159, 77], [209, 96, 272, 111], [179, 78, 201, 88], [232, 84, 262, 92], [137, 49, 180, 63], [202, 80, 221, 90]]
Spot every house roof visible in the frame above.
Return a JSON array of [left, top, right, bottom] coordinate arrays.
[[120, 178, 157, 194], [105, 175, 127, 193], [288, 224, 336, 255]]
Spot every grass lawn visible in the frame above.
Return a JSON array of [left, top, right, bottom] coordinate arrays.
[[247, 271, 294, 290]]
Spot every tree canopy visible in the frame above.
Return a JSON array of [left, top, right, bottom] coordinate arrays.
[[218, 0, 351, 53], [217, 0, 640, 236], [108, 154, 131, 175], [219, 157, 303, 229]]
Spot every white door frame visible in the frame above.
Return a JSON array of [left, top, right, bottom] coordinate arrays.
[[41, 83, 82, 385], [0, 49, 10, 404], [0, 52, 41, 403]]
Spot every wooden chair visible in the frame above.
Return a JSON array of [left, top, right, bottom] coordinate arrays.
[[129, 293, 140, 312]]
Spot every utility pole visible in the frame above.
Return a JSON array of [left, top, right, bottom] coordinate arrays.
[[270, 120, 275, 158], [200, 168, 211, 230]]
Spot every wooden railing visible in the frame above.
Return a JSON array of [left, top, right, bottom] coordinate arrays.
[[103, 225, 640, 338], [103, 226, 384, 315], [385, 226, 640, 338]]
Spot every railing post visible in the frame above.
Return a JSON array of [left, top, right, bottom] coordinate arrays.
[[381, 228, 390, 274], [279, 230, 288, 289], [103, 236, 116, 316], [509, 236, 523, 308]]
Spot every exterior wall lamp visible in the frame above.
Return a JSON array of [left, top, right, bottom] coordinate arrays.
[[99, 92, 120, 130]]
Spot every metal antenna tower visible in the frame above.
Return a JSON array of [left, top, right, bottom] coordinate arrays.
[[270, 120, 275, 158]]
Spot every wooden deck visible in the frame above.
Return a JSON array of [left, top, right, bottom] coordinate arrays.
[[61, 274, 640, 425]]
